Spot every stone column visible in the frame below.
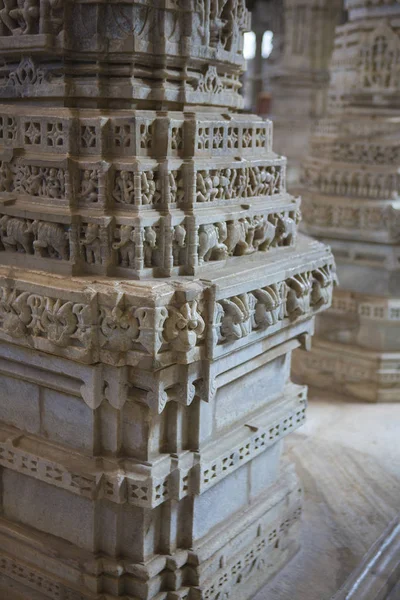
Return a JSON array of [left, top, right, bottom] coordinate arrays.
[[268, 0, 343, 188], [295, 0, 400, 402], [0, 2, 334, 599]]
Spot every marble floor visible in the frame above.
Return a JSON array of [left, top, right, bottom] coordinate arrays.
[[254, 388, 400, 600]]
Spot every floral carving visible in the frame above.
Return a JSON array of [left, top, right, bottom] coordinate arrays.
[[8, 58, 48, 87], [164, 301, 205, 352], [0, 287, 92, 348], [218, 294, 257, 342], [99, 294, 139, 352], [197, 66, 224, 94], [286, 273, 313, 320], [0, 288, 31, 338], [253, 284, 286, 328], [311, 267, 337, 309]]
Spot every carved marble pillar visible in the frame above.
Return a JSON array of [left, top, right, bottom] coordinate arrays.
[[268, 0, 343, 187], [295, 0, 400, 402], [0, 2, 334, 599]]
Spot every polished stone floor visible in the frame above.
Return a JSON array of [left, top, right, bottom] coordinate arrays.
[[254, 388, 400, 600]]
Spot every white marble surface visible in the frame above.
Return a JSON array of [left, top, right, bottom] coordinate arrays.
[[254, 389, 400, 600]]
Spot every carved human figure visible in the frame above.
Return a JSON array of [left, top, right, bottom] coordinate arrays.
[[112, 225, 135, 268], [29, 220, 69, 260], [196, 170, 219, 203], [80, 223, 102, 264], [113, 170, 135, 204], [170, 170, 185, 204], [217, 168, 232, 200], [141, 171, 160, 205], [143, 226, 157, 267], [248, 167, 260, 196], [80, 170, 98, 203], [269, 166, 281, 194], [0, 215, 33, 253], [231, 167, 247, 198], [0, 0, 40, 35], [0, 162, 12, 192], [25, 165, 43, 196], [167, 170, 184, 205], [198, 222, 228, 263], [172, 224, 186, 266], [46, 167, 63, 199]]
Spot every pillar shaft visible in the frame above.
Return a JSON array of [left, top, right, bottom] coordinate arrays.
[[0, 2, 334, 598]]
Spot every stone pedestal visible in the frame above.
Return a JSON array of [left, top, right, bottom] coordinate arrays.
[[268, 0, 343, 188], [295, 0, 400, 402], [0, 1, 334, 598]]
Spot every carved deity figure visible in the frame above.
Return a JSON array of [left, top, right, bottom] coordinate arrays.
[[112, 225, 135, 268], [113, 170, 135, 204], [80, 170, 98, 203], [0, 0, 40, 35], [141, 171, 161, 205]]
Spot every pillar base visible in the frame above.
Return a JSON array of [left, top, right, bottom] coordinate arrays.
[[294, 339, 400, 403], [0, 464, 301, 600]]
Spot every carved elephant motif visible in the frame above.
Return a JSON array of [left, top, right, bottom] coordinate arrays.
[[198, 222, 228, 264], [29, 220, 69, 261], [0, 215, 34, 254], [226, 219, 253, 255], [275, 215, 296, 246], [253, 216, 278, 251]]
